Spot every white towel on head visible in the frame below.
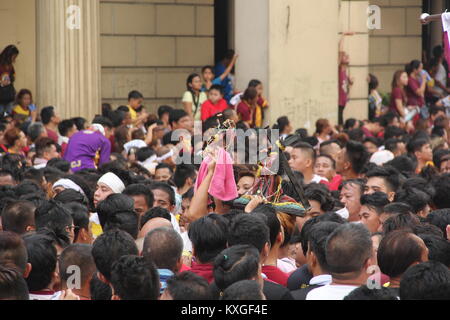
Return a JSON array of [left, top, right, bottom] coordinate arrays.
[[52, 179, 85, 195], [97, 172, 125, 193], [91, 124, 105, 136], [124, 139, 148, 154]]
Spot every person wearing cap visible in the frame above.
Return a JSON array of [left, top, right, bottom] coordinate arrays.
[[90, 172, 126, 238], [64, 116, 112, 173]]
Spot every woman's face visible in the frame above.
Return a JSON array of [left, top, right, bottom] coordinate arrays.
[[237, 176, 255, 196], [202, 68, 214, 82], [190, 76, 203, 91], [314, 156, 335, 181], [17, 132, 27, 148], [255, 84, 263, 97], [400, 72, 409, 86], [21, 94, 32, 107]]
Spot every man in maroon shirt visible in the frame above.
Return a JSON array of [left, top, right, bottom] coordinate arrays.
[[361, 118, 383, 138], [41, 106, 61, 144], [188, 214, 228, 283]]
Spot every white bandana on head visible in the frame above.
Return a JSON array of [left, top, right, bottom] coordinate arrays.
[[52, 179, 85, 195], [91, 124, 105, 136], [98, 172, 125, 194]]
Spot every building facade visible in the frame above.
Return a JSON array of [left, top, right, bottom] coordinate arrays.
[[0, 0, 444, 130]]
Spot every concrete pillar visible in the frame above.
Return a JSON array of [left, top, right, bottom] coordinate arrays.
[[234, 0, 340, 130], [430, 0, 445, 52], [36, 0, 101, 121]]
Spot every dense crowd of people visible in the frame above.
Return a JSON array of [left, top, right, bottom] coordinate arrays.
[[0, 39, 450, 302]]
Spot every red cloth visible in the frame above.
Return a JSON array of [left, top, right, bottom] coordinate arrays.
[[406, 76, 425, 107], [262, 265, 289, 287], [61, 142, 68, 157], [201, 99, 228, 121], [109, 134, 116, 153], [389, 87, 406, 116], [236, 101, 252, 123], [321, 174, 343, 191], [361, 126, 374, 138], [190, 262, 214, 283], [179, 264, 191, 273], [338, 68, 348, 107], [46, 128, 58, 144]]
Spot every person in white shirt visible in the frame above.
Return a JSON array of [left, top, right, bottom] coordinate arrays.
[[292, 222, 340, 300], [287, 141, 328, 185], [306, 223, 375, 300]]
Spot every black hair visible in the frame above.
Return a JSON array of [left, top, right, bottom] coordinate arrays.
[[382, 212, 421, 235], [308, 222, 342, 272], [64, 202, 90, 241], [360, 192, 390, 215], [221, 280, 264, 300], [158, 105, 174, 119], [89, 273, 112, 300], [59, 244, 96, 286], [0, 231, 28, 274], [291, 141, 316, 161], [242, 87, 258, 102], [96, 193, 134, 228], [110, 255, 160, 300], [0, 45, 19, 67], [399, 261, 450, 300], [149, 182, 176, 206], [182, 187, 194, 201], [23, 233, 57, 291], [250, 204, 280, 247], [140, 207, 172, 229], [272, 116, 290, 133], [213, 245, 260, 292], [394, 187, 430, 215], [173, 164, 196, 190], [128, 90, 143, 101], [407, 138, 429, 154], [385, 155, 415, 175], [123, 183, 155, 209], [325, 223, 373, 279], [0, 266, 29, 300], [300, 213, 347, 256], [304, 184, 335, 212], [405, 59, 422, 75], [1, 200, 35, 235], [40, 106, 55, 125], [383, 202, 413, 215], [344, 118, 357, 130], [71, 117, 87, 131], [384, 126, 406, 141], [418, 234, 450, 267], [47, 158, 71, 173], [345, 140, 370, 174], [91, 229, 138, 281], [143, 227, 183, 272], [169, 109, 189, 126], [378, 230, 424, 278], [433, 149, 450, 170], [426, 209, 450, 240], [58, 119, 75, 137], [103, 209, 139, 240], [34, 200, 73, 247], [227, 214, 270, 253], [188, 214, 228, 264], [209, 84, 223, 94], [248, 79, 262, 88], [54, 189, 89, 207], [433, 173, 450, 209], [136, 147, 155, 162], [365, 166, 401, 192], [344, 285, 398, 300], [35, 137, 58, 158], [165, 271, 212, 300], [92, 116, 113, 129]]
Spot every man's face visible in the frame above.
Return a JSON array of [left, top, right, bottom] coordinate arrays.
[[395, 142, 407, 156], [0, 174, 15, 186], [131, 195, 149, 217], [130, 98, 143, 109], [416, 143, 433, 162], [154, 168, 172, 182], [175, 116, 193, 132], [152, 189, 173, 212], [295, 200, 323, 232], [340, 183, 362, 221], [314, 156, 335, 181], [440, 159, 450, 173], [377, 212, 394, 232], [208, 89, 223, 105], [288, 148, 310, 174], [359, 205, 381, 233], [180, 198, 191, 228], [93, 183, 114, 207], [44, 145, 60, 160], [365, 177, 390, 195], [364, 142, 378, 154]]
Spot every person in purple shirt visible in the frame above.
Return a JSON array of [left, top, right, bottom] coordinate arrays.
[[64, 116, 113, 172]]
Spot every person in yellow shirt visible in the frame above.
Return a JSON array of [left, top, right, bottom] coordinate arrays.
[[12, 89, 37, 123], [127, 90, 148, 128], [248, 80, 269, 128]]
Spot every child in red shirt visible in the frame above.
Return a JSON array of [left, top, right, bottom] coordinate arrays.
[[201, 85, 229, 122]]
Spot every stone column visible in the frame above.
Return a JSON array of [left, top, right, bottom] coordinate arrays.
[[430, 0, 445, 52], [234, 0, 339, 130], [36, 0, 101, 121]]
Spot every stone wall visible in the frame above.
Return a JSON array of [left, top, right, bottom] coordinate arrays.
[[100, 0, 215, 112]]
